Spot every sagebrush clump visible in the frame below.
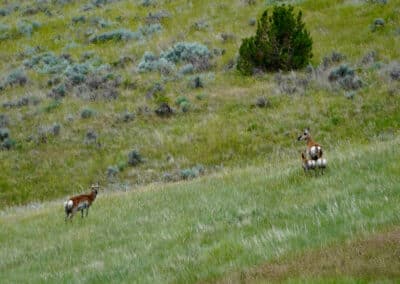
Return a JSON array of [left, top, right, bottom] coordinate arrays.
[[128, 150, 143, 166], [138, 42, 211, 74], [328, 64, 362, 90], [237, 5, 313, 74]]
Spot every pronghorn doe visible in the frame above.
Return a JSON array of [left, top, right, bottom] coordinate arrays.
[[301, 152, 316, 173], [64, 184, 99, 221], [297, 128, 323, 160]]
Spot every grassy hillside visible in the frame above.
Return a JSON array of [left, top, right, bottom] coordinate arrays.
[[0, 0, 399, 207], [1, 0, 400, 282], [1, 137, 399, 283]]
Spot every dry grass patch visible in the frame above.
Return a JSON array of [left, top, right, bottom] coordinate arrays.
[[221, 228, 400, 283]]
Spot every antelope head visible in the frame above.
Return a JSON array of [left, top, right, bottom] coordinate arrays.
[[297, 128, 311, 141], [91, 183, 100, 195]]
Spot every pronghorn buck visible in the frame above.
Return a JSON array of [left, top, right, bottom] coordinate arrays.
[[297, 128, 323, 160], [301, 152, 316, 172], [64, 184, 99, 221]]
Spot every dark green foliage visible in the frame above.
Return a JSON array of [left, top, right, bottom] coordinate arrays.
[[0, 128, 14, 150], [328, 64, 362, 90], [1, 137, 15, 150], [237, 5, 312, 74], [0, 114, 9, 127], [81, 108, 95, 119], [118, 111, 135, 122], [128, 150, 143, 166], [180, 164, 205, 180], [0, 128, 10, 141], [84, 129, 98, 145], [371, 18, 385, 32]]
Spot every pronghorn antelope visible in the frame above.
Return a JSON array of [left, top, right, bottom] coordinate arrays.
[[64, 184, 99, 221], [301, 152, 316, 172], [297, 128, 323, 160]]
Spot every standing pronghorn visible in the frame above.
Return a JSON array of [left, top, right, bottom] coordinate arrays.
[[64, 184, 99, 221], [297, 128, 323, 160]]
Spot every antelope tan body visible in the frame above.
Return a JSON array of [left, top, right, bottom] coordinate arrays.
[[64, 184, 99, 221]]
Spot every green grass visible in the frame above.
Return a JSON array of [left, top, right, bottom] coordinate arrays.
[[1, 137, 399, 283]]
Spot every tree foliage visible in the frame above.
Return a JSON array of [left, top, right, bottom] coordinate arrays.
[[237, 5, 313, 75]]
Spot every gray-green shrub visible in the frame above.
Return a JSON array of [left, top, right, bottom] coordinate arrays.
[[128, 150, 143, 166]]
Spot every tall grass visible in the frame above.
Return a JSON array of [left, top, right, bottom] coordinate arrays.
[[1, 137, 399, 283]]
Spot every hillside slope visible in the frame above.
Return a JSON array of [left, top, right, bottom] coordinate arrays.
[[1, 137, 399, 283]]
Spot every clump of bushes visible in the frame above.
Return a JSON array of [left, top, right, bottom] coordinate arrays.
[[178, 64, 194, 75], [321, 51, 346, 70], [37, 123, 61, 143], [175, 96, 191, 112], [81, 108, 95, 119], [155, 102, 174, 117], [370, 18, 385, 32], [0, 128, 15, 150], [24, 52, 71, 74], [89, 24, 162, 44], [128, 150, 143, 166], [161, 42, 211, 70], [17, 20, 41, 37], [139, 23, 162, 36], [0, 114, 9, 127], [237, 5, 313, 74], [117, 111, 135, 122], [84, 129, 100, 146], [23, 51, 120, 100], [2, 96, 40, 108], [0, 128, 9, 141], [255, 96, 270, 108], [180, 164, 205, 180], [383, 61, 400, 81], [361, 51, 377, 66], [275, 71, 309, 95], [138, 42, 211, 74], [328, 64, 362, 90], [0, 68, 28, 90]]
